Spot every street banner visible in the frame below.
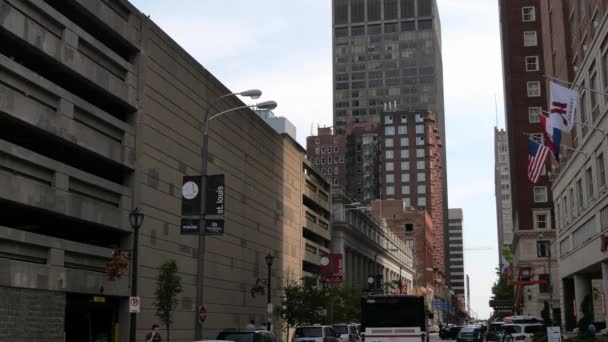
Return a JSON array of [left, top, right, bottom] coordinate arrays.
[[203, 219, 224, 235], [181, 176, 202, 217], [206, 175, 225, 216], [549, 81, 577, 132]]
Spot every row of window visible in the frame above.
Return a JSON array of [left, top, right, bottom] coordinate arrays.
[[314, 137, 339, 144], [320, 167, 340, 176], [382, 193, 426, 207], [384, 125, 425, 136], [385, 173, 427, 187], [385, 113, 424, 124], [385, 148, 426, 160], [555, 153, 607, 229], [314, 145, 340, 154], [334, 20, 432, 38], [313, 156, 345, 165]]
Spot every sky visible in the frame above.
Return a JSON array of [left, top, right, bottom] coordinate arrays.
[[130, 0, 505, 319]]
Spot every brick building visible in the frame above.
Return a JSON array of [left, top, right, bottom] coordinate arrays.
[[379, 110, 446, 275], [345, 122, 381, 204], [499, 0, 557, 317], [306, 127, 347, 188]]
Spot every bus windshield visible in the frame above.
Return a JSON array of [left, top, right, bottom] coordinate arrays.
[[361, 296, 426, 330]]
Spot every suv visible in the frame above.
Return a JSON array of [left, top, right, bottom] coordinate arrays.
[[217, 329, 277, 342], [501, 323, 544, 342], [293, 325, 341, 342], [332, 324, 361, 342]]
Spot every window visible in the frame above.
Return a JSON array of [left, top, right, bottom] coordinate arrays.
[[321, 146, 326, 154], [402, 185, 411, 194], [524, 31, 538, 46], [327, 145, 332, 154], [328, 157, 333, 164], [528, 107, 542, 123], [401, 149, 410, 158], [405, 223, 414, 232], [416, 125, 424, 134], [527, 82, 541, 97], [339, 156, 345, 163], [398, 125, 408, 135], [522, 6, 536, 22], [534, 186, 547, 202], [404, 197, 411, 207], [416, 137, 425, 145], [417, 161, 425, 170], [401, 21, 415, 32], [417, 185, 426, 194], [315, 147, 320, 154], [537, 240, 550, 257], [314, 157, 319, 165], [385, 126, 395, 136], [401, 173, 410, 182], [416, 114, 424, 122], [386, 186, 395, 195], [386, 150, 394, 159], [328, 168, 332, 175], [401, 115, 408, 123], [577, 179, 584, 208], [385, 115, 394, 124], [386, 174, 395, 183], [321, 157, 326, 164], [401, 161, 410, 170], [385, 138, 394, 147], [526, 56, 539, 71], [418, 197, 427, 206], [334, 156, 339, 163], [334, 146, 339, 153], [417, 173, 426, 182], [386, 162, 394, 171], [534, 213, 548, 229], [598, 153, 606, 188], [586, 167, 594, 199], [334, 167, 338, 175], [315, 138, 320, 144], [333, 137, 338, 143], [401, 137, 409, 146], [321, 168, 326, 175]]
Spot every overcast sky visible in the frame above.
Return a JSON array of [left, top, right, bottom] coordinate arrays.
[[130, 0, 505, 319]]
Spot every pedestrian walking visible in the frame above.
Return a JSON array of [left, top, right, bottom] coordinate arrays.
[[146, 324, 162, 342], [246, 320, 256, 331]]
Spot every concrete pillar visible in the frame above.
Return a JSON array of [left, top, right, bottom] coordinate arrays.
[[347, 250, 353, 287], [574, 274, 593, 321], [602, 262, 608, 329]]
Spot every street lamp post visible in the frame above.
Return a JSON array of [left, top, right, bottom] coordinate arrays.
[[194, 90, 276, 340], [265, 253, 274, 332], [128, 208, 144, 342]]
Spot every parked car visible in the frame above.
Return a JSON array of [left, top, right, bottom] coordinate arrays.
[[440, 326, 463, 340], [217, 329, 277, 342], [500, 323, 544, 342], [429, 324, 440, 333], [485, 322, 505, 342], [332, 324, 361, 342], [293, 325, 341, 342], [457, 325, 484, 342]]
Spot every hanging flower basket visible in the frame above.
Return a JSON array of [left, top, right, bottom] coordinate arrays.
[[106, 251, 129, 280]]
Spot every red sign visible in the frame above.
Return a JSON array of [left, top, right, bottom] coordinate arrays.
[[601, 234, 607, 252], [320, 254, 344, 284], [199, 305, 207, 323]]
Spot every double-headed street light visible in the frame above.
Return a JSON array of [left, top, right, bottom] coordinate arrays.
[[194, 90, 277, 340]]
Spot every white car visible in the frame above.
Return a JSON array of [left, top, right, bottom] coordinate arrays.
[[293, 325, 341, 342], [332, 324, 361, 342], [501, 323, 544, 342]]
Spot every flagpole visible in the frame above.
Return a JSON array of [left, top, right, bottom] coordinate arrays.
[[543, 74, 608, 97], [541, 111, 606, 134]]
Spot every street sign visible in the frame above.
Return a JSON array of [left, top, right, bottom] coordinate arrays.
[[181, 218, 200, 235], [199, 305, 207, 323], [205, 175, 225, 216], [204, 219, 224, 235], [130, 296, 141, 313]]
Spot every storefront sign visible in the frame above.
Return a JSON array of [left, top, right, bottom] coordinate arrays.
[[206, 175, 225, 215]]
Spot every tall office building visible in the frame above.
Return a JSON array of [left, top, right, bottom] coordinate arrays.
[[494, 128, 513, 264], [332, 0, 449, 283], [499, 0, 556, 317], [447, 209, 464, 297]]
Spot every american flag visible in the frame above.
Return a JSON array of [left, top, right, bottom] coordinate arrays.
[[528, 139, 550, 183]]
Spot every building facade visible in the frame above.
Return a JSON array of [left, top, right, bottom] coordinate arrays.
[[379, 110, 445, 275], [499, 0, 558, 317], [331, 187, 415, 293], [495, 128, 514, 264], [0, 0, 330, 340], [539, 0, 608, 332], [306, 127, 347, 189], [447, 209, 465, 297], [345, 122, 381, 204]]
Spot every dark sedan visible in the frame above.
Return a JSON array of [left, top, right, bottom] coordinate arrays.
[[440, 326, 463, 340]]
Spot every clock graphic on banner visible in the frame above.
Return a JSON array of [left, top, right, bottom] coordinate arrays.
[[320, 256, 330, 267], [182, 181, 199, 200]]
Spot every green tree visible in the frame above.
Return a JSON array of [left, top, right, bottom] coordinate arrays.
[[279, 276, 328, 340], [153, 260, 183, 342], [490, 247, 514, 318], [327, 285, 360, 323]]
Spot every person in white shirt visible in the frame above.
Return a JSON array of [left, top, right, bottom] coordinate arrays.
[[245, 320, 256, 331]]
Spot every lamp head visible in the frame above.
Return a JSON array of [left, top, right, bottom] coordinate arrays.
[[256, 100, 278, 110], [265, 253, 274, 267], [129, 207, 144, 229], [239, 89, 262, 99]]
